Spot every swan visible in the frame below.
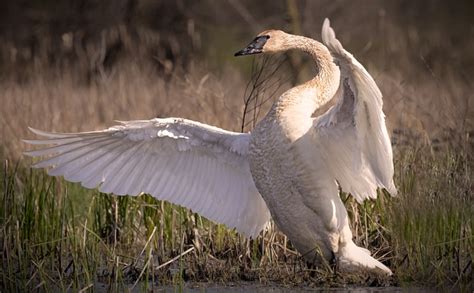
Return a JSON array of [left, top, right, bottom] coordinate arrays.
[[24, 19, 396, 275]]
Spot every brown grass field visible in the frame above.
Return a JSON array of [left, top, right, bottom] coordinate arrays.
[[0, 1, 472, 291]]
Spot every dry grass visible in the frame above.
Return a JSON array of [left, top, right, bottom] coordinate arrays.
[[0, 4, 473, 290], [0, 60, 251, 160]]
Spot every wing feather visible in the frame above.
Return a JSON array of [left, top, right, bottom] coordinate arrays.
[[142, 154, 161, 194], [82, 143, 131, 188], [160, 155, 181, 199], [183, 153, 201, 203], [24, 118, 271, 237], [123, 143, 151, 195], [313, 19, 396, 202], [53, 140, 123, 179], [109, 143, 147, 193], [171, 153, 190, 204]]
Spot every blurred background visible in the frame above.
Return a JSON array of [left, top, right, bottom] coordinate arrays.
[[1, 0, 473, 159]]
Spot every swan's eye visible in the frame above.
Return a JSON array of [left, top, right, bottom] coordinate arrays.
[[253, 35, 270, 47]]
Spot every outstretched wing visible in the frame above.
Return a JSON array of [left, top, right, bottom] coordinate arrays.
[[312, 19, 396, 202], [24, 118, 271, 237]]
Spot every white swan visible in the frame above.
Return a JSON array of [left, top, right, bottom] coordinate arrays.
[[24, 19, 396, 275]]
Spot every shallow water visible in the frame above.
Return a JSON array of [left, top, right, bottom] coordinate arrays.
[[164, 285, 434, 293], [95, 283, 435, 293]]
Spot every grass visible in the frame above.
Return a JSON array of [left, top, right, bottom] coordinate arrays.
[[389, 149, 473, 287], [1, 146, 472, 291], [0, 62, 472, 291], [0, 5, 472, 289]]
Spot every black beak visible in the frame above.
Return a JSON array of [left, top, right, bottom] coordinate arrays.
[[234, 35, 270, 57]]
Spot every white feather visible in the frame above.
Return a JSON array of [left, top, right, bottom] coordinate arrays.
[[24, 20, 397, 273], [25, 118, 271, 238], [315, 18, 397, 202]]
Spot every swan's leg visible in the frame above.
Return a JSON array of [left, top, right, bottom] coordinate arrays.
[[333, 198, 393, 275], [298, 180, 343, 264], [304, 179, 392, 275]]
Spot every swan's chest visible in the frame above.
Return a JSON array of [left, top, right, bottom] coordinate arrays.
[[248, 114, 312, 205]]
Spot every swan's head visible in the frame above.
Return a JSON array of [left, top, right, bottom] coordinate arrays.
[[234, 30, 290, 56]]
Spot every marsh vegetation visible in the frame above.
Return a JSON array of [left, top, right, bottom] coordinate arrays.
[[0, 0, 472, 291]]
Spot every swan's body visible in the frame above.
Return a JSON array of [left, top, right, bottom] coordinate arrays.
[[25, 19, 396, 275], [247, 23, 396, 273]]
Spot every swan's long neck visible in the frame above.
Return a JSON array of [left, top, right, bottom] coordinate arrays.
[[273, 35, 339, 118]]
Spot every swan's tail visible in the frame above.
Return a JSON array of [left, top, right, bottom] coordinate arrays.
[[337, 241, 392, 275]]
